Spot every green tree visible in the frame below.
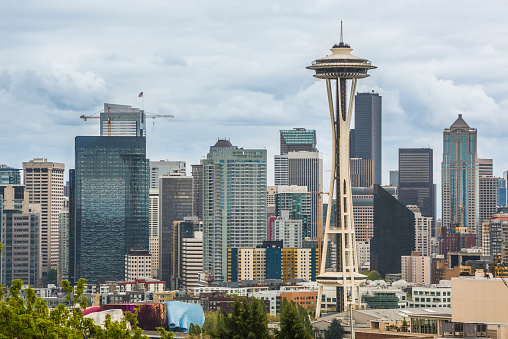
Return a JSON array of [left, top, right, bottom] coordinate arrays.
[[274, 299, 312, 339], [324, 318, 344, 339], [367, 270, 382, 281], [0, 270, 169, 338], [213, 297, 270, 339], [202, 311, 220, 334]]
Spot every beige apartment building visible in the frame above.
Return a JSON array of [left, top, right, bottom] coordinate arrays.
[[23, 158, 65, 274]]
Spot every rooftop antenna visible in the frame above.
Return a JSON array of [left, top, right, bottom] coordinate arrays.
[[340, 20, 343, 44]]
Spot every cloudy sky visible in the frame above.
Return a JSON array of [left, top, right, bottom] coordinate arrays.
[[1, 0, 507, 216]]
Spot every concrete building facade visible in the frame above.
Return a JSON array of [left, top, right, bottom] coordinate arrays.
[[0, 185, 41, 286], [287, 151, 323, 238], [23, 158, 65, 274], [401, 251, 431, 285]]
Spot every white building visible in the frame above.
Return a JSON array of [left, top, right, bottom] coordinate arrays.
[[271, 210, 303, 248], [124, 249, 152, 281], [356, 241, 370, 270], [181, 231, 203, 289], [408, 281, 451, 308], [23, 158, 65, 272], [407, 205, 432, 257], [149, 188, 159, 278]]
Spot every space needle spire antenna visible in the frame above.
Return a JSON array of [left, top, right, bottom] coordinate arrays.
[[340, 20, 343, 44], [307, 23, 376, 318]]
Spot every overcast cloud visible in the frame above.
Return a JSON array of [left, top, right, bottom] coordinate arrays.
[[1, 0, 507, 218]]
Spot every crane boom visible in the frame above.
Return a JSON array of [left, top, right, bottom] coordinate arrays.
[[80, 110, 174, 136]]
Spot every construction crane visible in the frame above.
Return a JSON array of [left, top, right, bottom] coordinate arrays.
[[80, 106, 174, 136]]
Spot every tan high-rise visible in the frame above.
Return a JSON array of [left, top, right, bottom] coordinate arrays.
[[23, 158, 65, 274]]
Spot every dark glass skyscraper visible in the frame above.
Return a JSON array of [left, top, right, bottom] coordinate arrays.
[[371, 185, 415, 276], [159, 174, 193, 289], [398, 148, 434, 226], [73, 136, 149, 282], [351, 92, 382, 185]]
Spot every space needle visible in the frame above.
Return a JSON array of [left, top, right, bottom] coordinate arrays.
[[307, 23, 376, 317]]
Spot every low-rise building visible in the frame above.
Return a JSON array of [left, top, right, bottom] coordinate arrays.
[[408, 281, 451, 308], [125, 248, 152, 281]]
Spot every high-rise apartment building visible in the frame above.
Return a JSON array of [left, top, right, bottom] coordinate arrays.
[[398, 148, 434, 227], [124, 248, 152, 281], [498, 173, 508, 208], [191, 164, 203, 220], [0, 185, 40, 286], [23, 158, 65, 274], [287, 151, 323, 238], [274, 155, 289, 186], [159, 173, 193, 289], [478, 159, 498, 241], [181, 230, 203, 289], [442, 114, 478, 234], [270, 211, 303, 248], [58, 198, 69, 282], [401, 251, 430, 285], [407, 205, 432, 257], [274, 185, 312, 239], [0, 165, 21, 185], [149, 160, 186, 189], [72, 136, 149, 282], [351, 91, 382, 185], [202, 140, 267, 282], [350, 158, 373, 188], [481, 213, 508, 260], [279, 128, 318, 155], [149, 188, 160, 278], [101, 103, 146, 137], [170, 218, 202, 289], [371, 185, 415, 276]]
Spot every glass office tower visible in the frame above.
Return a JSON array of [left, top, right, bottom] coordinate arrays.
[[74, 136, 149, 282]]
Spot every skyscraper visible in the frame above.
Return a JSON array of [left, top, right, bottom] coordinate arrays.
[[0, 185, 40, 286], [350, 158, 373, 187], [442, 114, 478, 234], [371, 185, 415, 276], [149, 188, 160, 278], [159, 173, 193, 289], [351, 91, 382, 185], [287, 151, 323, 238], [101, 103, 146, 137], [0, 165, 21, 185], [275, 128, 318, 187], [202, 139, 267, 282], [23, 158, 65, 274], [398, 148, 434, 225], [73, 136, 149, 282], [149, 160, 186, 189], [279, 128, 318, 155], [478, 159, 498, 240]]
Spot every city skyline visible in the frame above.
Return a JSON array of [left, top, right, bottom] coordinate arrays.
[[0, 1, 507, 222]]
